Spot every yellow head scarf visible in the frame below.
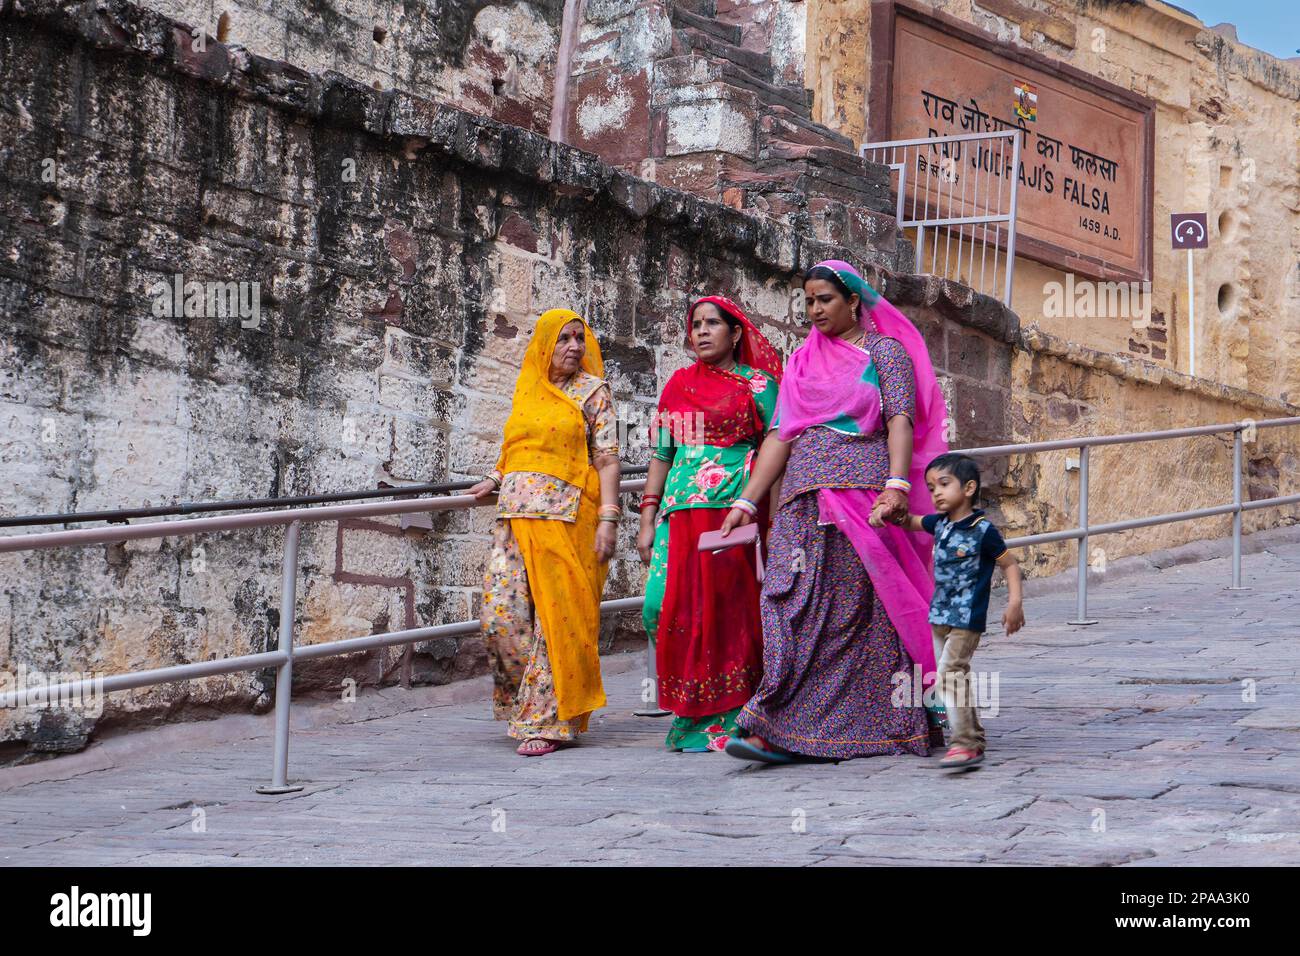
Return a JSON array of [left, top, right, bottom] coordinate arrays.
[[496, 309, 605, 485]]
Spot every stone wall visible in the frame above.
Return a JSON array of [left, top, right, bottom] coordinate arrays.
[[80, 1, 1300, 397], [565, 0, 914, 276], [871, 275, 1300, 581], [1004, 327, 1300, 575], [115, 0, 565, 133]]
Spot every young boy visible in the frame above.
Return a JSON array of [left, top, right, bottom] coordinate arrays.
[[885, 453, 1025, 768]]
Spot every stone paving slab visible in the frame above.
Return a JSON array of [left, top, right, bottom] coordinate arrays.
[[1, 541, 1298, 866]]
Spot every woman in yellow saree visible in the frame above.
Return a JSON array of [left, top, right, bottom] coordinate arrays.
[[471, 309, 622, 756]]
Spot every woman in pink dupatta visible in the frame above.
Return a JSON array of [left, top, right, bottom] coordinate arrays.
[[720, 260, 949, 762]]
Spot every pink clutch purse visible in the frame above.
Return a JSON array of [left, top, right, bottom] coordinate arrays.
[[698, 523, 764, 582]]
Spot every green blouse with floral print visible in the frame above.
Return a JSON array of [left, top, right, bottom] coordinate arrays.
[[649, 364, 778, 517]]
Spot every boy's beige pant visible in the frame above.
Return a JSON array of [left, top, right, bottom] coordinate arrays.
[[931, 624, 986, 752]]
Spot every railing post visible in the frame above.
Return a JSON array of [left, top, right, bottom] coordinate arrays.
[[1228, 425, 1250, 590], [895, 161, 907, 225], [632, 636, 671, 718], [1068, 445, 1099, 625], [1003, 132, 1021, 307], [256, 519, 305, 794]]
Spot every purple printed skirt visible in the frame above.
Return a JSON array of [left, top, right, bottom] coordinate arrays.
[[737, 492, 931, 759]]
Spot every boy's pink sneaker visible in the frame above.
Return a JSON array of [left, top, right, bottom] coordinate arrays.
[[940, 746, 984, 768]]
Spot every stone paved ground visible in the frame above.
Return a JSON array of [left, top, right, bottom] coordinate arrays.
[[3, 538, 1299, 866]]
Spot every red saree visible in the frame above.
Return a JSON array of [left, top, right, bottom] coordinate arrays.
[[656, 508, 766, 717], [653, 296, 783, 719]]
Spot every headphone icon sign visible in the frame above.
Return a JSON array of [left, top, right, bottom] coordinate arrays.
[[1175, 219, 1205, 243], [1171, 213, 1209, 249]]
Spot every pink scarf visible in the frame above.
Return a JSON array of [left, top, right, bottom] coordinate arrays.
[[783, 260, 950, 686]]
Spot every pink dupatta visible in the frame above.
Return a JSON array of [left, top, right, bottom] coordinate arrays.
[[787, 259, 950, 683]]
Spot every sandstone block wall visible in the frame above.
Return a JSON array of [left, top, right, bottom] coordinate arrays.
[[1005, 329, 1300, 573], [48, 1, 1296, 399], [859, 276, 1300, 582], [565, 0, 915, 276]]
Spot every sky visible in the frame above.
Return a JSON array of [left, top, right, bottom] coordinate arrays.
[[1174, 0, 1300, 59]]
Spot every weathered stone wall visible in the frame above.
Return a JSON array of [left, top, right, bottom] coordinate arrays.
[[564, 0, 914, 277], [806, 0, 1300, 397], [114, 0, 564, 133], [1004, 327, 1300, 574], [98, 1, 1299, 401]]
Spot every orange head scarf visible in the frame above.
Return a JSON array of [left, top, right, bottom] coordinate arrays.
[[496, 309, 605, 486]]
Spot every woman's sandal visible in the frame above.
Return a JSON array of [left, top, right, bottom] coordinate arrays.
[[516, 738, 564, 757], [724, 737, 796, 764], [725, 738, 840, 765]]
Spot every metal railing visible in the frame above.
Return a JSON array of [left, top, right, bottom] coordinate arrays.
[[0, 480, 650, 793], [2, 418, 1298, 789], [862, 130, 1021, 306], [966, 418, 1300, 624], [0, 467, 650, 529]]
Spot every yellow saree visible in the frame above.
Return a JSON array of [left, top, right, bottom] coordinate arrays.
[[495, 309, 610, 721]]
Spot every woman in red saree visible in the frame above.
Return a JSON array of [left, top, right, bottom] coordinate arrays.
[[637, 296, 784, 752]]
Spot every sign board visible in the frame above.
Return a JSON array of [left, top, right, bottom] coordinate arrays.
[[1170, 213, 1209, 249], [1170, 212, 1207, 375], [869, 0, 1155, 282]]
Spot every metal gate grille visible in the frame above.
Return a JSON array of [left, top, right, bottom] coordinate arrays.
[[862, 130, 1022, 305]]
